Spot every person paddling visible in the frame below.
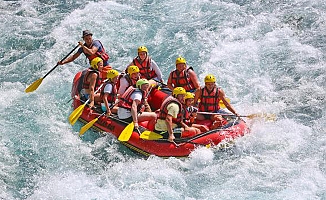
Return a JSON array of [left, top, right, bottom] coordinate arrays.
[[194, 74, 239, 128], [167, 56, 200, 92], [117, 79, 157, 130], [79, 57, 104, 109], [126, 46, 163, 83], [58, 30, 110, 67]]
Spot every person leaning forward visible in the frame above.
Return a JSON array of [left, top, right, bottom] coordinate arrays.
[[117, 79, 157, 130], [154, 87, 199, 142], [167, 56, 200, 93], [58, 30, 110, 67]]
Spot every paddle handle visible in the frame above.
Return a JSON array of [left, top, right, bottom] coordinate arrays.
[[43, 44, 80, 79]]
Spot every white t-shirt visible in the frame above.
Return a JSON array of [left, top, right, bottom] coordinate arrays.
[[101, 84, 113, 111], [118, 90, 143, 119], [118, 77, 129, 96]]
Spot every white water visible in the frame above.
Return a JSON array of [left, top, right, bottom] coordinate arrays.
[[0, 0, 325, 199]]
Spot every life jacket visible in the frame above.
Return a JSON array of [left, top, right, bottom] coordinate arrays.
[[118, 86, 145, 111], [170, 67, 196, 92], [198, 86, 220, 112], [116, 73, 137, 92], [84, 40, 110, 62], [80, 68, 101, 91], [182, 105, 192, 125], [158, 96, 183, 125], [132, 56, 157, 80], [101, 81, 117, 104]]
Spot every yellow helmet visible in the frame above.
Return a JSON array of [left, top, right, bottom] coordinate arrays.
[[138, 46, 148, 53], [106, 69, 120, 80], [204, 74, 216, 83], [90, 57, 103, 70], [185, 92, 195, 100], [175, 56, 186, 65], [127, 65, 140, 75], [172, 87, 187, 97], [136, 78, 149, 89]]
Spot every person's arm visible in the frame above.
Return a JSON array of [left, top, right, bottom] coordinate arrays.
[[165, 114, 175, 142], [150, 60, 163, 82], [58, 51, 81, 65], [131, 99, 140, 128], [194, 87, 201, 107], [167, 72, 174, 91], [88, 73, 98, 108], [79, 40, 99, 55], [118, 78, 128, 96], [189, 70, 200, 91], [219, 89, 238, 116]]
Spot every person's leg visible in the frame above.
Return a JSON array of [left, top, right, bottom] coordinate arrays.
[[137, 112, 157, 130]]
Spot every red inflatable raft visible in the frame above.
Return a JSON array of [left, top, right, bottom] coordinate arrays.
[[71, 71, 249, 158]]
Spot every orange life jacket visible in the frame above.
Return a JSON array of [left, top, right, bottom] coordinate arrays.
[[132, 56, 157, 80], [199, 86, 221, 112], [85, 40, 110, 63], [118, 86, 145, 111], [170, 67, 196, 92], [158, 96, 183, 125], [101, 81, 117, 104], [81, 68, 101, 91]]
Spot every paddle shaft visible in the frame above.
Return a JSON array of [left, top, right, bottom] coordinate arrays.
[[197, 111, 240, 117], [43, 44, 79, 79]]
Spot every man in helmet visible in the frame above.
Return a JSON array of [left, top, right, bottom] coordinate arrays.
[[79, 57, 104, 108], [154, 87, 199, 142], [126, 46, 163, 83], [101, 69, 120, 116], [194, 74, 239, 128], [118, 79, 157, 130], [167, 56, 200, 92], [117, 65, 140, 96], [58, 30, 110, 67]]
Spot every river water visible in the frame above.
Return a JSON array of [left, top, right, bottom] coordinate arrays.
[[0, 0, 325, 199]]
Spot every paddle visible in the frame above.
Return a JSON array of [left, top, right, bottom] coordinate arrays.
[[25, 44, 80, 93], [79, 112, 106, 136], [68, 80, 108, 125], [197, 111, 276, 121], [118, 122, 135, 141], [139, 131, 163, 140], [117, 85, 155, 142]]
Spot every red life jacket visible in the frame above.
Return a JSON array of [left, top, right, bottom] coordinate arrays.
[[158, 96, 183, 125], [182, 105, 191, 125], [118, 86, 145, 111], [198, 86, 220, 112], [133, 56, 157, 80], [84, 40, 110, 62], [116, 73, 138, 93], [81, 68, 101, 91], [101, 81, 117, 104], [170, 67, 196, 92]]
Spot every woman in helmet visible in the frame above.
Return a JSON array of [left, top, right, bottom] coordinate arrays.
[[101, 69, 120, 116], [126, 46, 163, 83], [167, 56, 200, 92], [118, 79, 157, 130], [79, 57, 104, 108], [194, 74, 239, 128], [154, 87, 199, 142], [117, 65, 140, 96]]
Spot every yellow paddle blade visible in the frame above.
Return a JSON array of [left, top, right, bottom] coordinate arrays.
[[79, 118, 98, 136], [25, 78, 44, 93], [68, 104, 86, 125], [118, 122, 134, 141], [247, 113, 277, 121], [140, 131, 163, 140], [219, 97, 230, 109]]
